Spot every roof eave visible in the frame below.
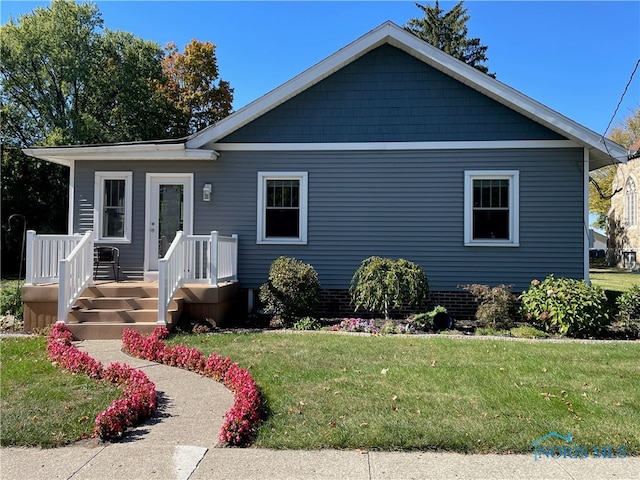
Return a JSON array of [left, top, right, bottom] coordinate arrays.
[[23, 143, 219, 164]]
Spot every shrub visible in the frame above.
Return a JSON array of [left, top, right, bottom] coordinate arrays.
[[411, 305, 450, 331], [519, 275, 609, 337], [259, 256, 320, 323], [616, 284, 640, 335], [350, 256, 429, 319], [463, 284, 516, 329], [0, 282, 23, 320], [291, 317, 321, 331]]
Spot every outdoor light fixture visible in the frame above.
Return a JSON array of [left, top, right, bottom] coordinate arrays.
[[203, 183, 212, 201]]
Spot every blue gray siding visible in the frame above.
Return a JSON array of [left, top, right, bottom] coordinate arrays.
[[204, 147, 585, 292], [221, 44, 563, 144]]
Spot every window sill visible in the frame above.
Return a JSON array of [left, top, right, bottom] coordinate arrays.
[[465, 241, 519, 247], [95, 238, 131, 245], [257, 238, 307, 246]]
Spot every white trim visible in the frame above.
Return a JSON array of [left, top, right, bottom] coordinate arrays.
[[583, 149, 590, 284], [143, 173, 194, 274], [67, 161, 75, 235], [93, 171, 133, 244], [464, 170, 520, 247], [23, 143, 217, 165], [185, 21, 627, 170], [257, 172, 308, 245], [213, 140, 578, 152]]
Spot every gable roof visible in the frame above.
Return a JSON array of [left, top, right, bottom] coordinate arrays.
[[186, 21, 627, 171]]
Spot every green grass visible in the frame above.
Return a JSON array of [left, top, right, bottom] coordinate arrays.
[[590, 271, 640, 293], [0, 337, 121, 448], [172, 332, 640, 454]]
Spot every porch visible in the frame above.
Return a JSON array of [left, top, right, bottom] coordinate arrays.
[[22, 230, 240, 339]]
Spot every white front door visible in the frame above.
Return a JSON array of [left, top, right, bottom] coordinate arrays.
[[144, 174, 193, 276]]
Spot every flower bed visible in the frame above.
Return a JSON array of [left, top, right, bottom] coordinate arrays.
[[122, 326, 263, 446], [47, 323, 157, 440]]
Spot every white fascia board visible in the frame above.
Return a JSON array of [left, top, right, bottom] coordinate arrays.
[[23, 143, 218, 163], [213, 140, 578, 152]]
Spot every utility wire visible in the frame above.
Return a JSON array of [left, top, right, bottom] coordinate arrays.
[[602, 57, 640, 140]]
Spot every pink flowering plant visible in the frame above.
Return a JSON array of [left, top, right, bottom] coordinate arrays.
[[46, 323, 157, 441], [122, 326, 264, 446], [332, 317, 380, 334]]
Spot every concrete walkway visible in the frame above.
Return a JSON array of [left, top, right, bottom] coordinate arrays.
[[1, 339, 638, 480]]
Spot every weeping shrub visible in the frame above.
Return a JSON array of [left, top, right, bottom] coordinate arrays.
[[350, 256, 429, 320]]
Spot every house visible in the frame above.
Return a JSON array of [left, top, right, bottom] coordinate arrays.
[[22, 22, 629, 336], [607, 141, 640, 269]]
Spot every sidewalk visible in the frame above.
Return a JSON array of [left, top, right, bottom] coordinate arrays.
[[1, 339, 638, 480]]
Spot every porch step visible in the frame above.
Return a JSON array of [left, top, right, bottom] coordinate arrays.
[[67, 283, 183, 339]]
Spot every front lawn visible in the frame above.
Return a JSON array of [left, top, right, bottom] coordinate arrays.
[[172, 332, 640, 454], [0, 337, 121, 448]]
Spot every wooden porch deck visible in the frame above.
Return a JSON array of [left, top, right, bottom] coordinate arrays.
[[22, 280, 239, 339]]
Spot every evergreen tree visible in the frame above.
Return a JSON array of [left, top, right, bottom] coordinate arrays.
[[405, 0, 494, 77]]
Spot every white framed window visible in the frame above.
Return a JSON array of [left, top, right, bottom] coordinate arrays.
[[94, 171, 132, 243], [464, 170, 519, 247], [624, 177, 638, 227], [257, 172, 308, 244]]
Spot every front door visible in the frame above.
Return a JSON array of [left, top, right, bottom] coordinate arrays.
[[145, 174, 193, 275]]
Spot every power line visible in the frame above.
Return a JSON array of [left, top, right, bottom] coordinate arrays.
[[602, 57, 640, 140]]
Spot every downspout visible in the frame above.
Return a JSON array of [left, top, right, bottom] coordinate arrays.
[[67, 161, 75, 234], [583, 148, 590, 285]]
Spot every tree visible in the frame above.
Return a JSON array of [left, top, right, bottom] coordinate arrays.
[[589, 106, 640, 229], [162, 39, 234, 135], [0, 0, 233, 276], [405, 0, 493, 77]]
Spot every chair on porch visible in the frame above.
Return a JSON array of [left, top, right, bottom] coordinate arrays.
[[94, 246, 120, 282]]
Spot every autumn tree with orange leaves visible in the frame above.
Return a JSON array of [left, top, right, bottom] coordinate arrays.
[[162, 40, 234, 135]]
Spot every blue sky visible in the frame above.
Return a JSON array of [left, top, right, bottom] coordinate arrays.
[[2, 0, 639, 138]]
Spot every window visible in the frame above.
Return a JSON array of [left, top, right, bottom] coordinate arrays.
[[464, 170, 519, 246], [94, 172, 132, 243], [257, 172, 308, 244], [624, 177, 638, 227]]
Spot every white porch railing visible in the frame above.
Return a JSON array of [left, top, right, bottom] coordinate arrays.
[[57, 231, 94, 323], [158, 231, 238, 325], [25, 230, 86, 284]]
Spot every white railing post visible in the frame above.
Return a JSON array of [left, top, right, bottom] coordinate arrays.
[[209, 231, 219, 286], [25, 230, 36, 285], [57, 259, 69, 323], [158, 231, 186, 325], [231, 234, 238, 282]]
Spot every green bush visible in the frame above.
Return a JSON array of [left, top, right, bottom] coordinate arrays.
[[411, 305, 449, 331], [291, 317, 321, 331], [463, 284, 516, 329], [1, 282, 23, 320], [350, 256, 429, 320], [510, 325, 549, 339], [520, 275, 609, 337], [259, 257, 320, 323], [616, 284, 640, 334]]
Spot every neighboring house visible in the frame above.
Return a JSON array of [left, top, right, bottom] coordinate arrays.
[[24, 22, 629, 320], [608, 141, 640, 269], [589, 229, 607, 251]]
